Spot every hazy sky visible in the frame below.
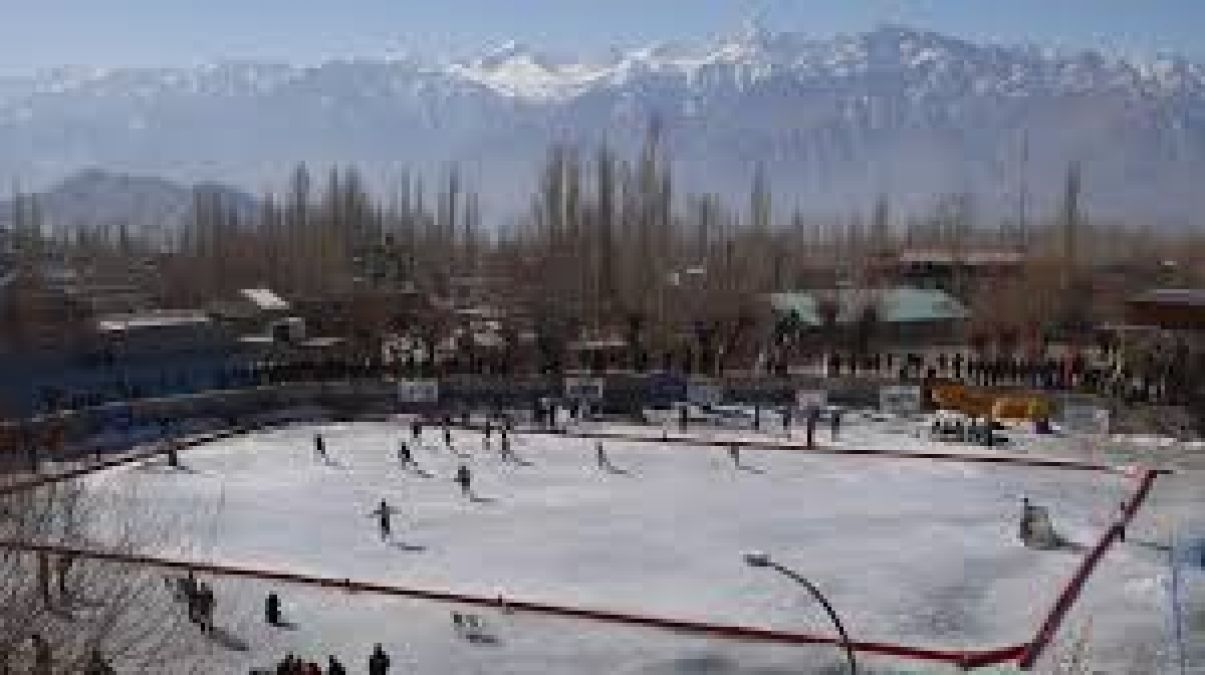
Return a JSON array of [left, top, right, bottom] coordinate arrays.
[[2, 0, 1203, 73]]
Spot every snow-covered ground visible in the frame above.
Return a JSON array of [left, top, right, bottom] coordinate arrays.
[[75, 418, 1190, 673]]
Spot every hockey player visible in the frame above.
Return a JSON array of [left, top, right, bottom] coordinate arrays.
[[396, 440, 413, 468], [443, 420, 453, 449], [455, 464, 473, 499], [370, 499, 395, 541], [830, 408, 842, 441], [410, 419, 422, 441], [313, 434, 327, 462], [727, 444, 741, 469], [596, 441, 609, 471]]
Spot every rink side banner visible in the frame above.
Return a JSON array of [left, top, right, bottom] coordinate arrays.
[[1061, 404, 1110, 437], [795, 389, 827, 411], [686, 379, 724, 406], [880, 385, 922, 415], [398, 379, 440, 404], [564, 377, 605, 402]]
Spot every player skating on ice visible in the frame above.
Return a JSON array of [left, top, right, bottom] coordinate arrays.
[[396, 439, 413, 468], [369, 499, 397, 542], [313, 433, 327, 462], [455, 464, 473, 499], [411, 419, 423, 441], [727, 443, 741, 469], [595, 440, 622, 473]]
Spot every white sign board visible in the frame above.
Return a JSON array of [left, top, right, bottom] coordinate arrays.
[[1062, 405, 1110, 437], [795, 389, 828, 411], [686, 380, 724, 406], [564, 377, 605, 402], [880, 385, 923, 415], [397, 379, 440, 404]]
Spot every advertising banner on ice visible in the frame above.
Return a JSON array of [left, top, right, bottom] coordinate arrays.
[[647, 373, 687, 404], [564, 377, 605, 402], [795, 389, 828, 411], [879, 385, 923, 415], [686, 379, 724, 406], [397, 379, 440, 404]]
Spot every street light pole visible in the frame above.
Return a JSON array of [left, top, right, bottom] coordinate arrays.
[[743, 552, 857, 674]]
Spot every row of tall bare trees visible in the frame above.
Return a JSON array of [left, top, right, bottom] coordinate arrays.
[[8, 126, 1205, 360]]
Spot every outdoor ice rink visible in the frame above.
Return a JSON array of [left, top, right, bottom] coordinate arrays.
[[77, 419, 1183, 673]]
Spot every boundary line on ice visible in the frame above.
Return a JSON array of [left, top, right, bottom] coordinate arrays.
[[0, 537, 1028, 669], [0, 422, 1166, 669]]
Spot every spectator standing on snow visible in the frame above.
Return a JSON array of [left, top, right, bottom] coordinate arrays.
[[265, 591, 281, 626], [830, 409, 841, 441], [31, 634, 51, 675], [327, 655, 348, 675], [368, 643, 391, 674], [500, 430, 514, 463], [82, 648, 115, 675], [805, 408, 818, 449]]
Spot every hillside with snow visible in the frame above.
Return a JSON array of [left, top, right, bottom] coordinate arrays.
[[2, 25, 1204, 223]]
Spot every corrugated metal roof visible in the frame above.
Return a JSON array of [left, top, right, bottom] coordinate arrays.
[[769, 287, 969, 326]]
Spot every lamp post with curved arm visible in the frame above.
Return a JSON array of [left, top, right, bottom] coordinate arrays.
[[743, 551, 857, 674]]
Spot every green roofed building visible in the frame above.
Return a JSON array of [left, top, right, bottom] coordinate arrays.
[[767, 287, 969, 346]]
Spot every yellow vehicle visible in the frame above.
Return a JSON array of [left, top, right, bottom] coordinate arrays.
[[929, 383, 1051, 422]]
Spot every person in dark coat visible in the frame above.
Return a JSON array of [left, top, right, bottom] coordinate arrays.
[[455, 464, 473, 499], [82, 648, 115, 675], [327, 655, 348, 675], [265, 591, 281, 626], [805, 408, 818, 449], [371, 499, 394, 541], [31, 634, 51, 675], [368, 643, 391, 674]]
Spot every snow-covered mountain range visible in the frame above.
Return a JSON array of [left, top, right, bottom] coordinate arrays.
[[3, 25, 1204, 223]]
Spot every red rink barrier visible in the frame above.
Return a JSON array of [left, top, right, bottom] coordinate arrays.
[[0, 424, 1166, 670], [0, 539, 1027, 668], [1017, 467, 1161, 669]]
